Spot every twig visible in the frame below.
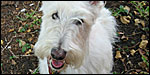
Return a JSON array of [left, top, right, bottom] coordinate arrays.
[[128, 42, 140, 49], [34, 1, 40, 12], [16, 54, 35, 57], [8, 48, 19, 58], [1, 45, 4, 49], [1, 36, 16, 53]]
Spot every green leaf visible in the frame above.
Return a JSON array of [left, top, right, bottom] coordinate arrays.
[[142, 55, 147, 62], [9, 56, 16, 59], [22, 46, 26, 53], [32, 68, 39, 74], [16, 39, 22, 47], [119, 5, 124, 9], [19, 27, 26, 32], [30, 24, 33, 27]]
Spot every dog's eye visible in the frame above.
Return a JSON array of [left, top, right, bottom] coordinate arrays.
[[74, 19, 84, 26], [52, 12, 59, 20]]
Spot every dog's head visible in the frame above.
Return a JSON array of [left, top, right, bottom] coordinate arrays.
[[34, 1, 106, 73]]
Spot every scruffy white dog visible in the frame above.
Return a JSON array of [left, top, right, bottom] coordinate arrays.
[[34, 1, 117, 74]]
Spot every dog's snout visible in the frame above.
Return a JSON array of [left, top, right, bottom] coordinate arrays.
[[51, 47, 67, 60]]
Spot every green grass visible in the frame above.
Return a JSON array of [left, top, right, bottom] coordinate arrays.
[[32, 67, 39, 74], [9, 56, 16, 60], [111, 5, 128, 17], [113, 71, 120, 74], [130, 1, 149, 18], [16, 10, 42, 33], [141, 55, 149, 67], [16, 39, 31, 53]]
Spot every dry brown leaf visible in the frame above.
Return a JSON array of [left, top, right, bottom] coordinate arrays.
[[28, 37, 33, 42], [134, 19, 140, 25], [141, 35, 146, 40], [12, 59, 16, 65], [27, 29, 31, 33], [121, 58, 125, 62], [118, 32, 124, 35], [22, 22, 26, 26], [130, 49, 136, 56], [25, 49, 32, 55], [120, 16, 131, 24], [16, 8, 19, 11], [138, 62, 147, 68], [20, 40, 26, 46], [30, 44, 34, 49], [127, 60, 133, 67], [9, 29, 15, 32], [1, 40, 4, 45], [18, 27, 23, 32], [140, 20, 145, 27], [134, 19, 145, 27], [134, 11, 138, 15], [115, 51, 122, 59], [121, 35, 128, 41], [139, 40, 148, 49], [124, 6, 130, 13], [138, 48, 146, 55]]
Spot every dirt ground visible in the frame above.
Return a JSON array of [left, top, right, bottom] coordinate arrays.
[[1, 1, 149, 74]]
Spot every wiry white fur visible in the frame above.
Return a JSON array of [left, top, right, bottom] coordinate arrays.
[[34, 1, 117, 74]]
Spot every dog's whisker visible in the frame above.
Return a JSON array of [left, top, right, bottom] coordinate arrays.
[[34, 1, 117, 74]]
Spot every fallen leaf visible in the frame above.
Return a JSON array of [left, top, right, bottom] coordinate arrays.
[[138, 48, 146, 55], [21, 40, 26, 46], [134, 19, 140, 25], [138, 62, 147, 68], [25, 49, 32, 55], [16, 8, 19, 11], [130, 49, 136, 56], [140, 20, 145, 27], [9, 29, 15, 32], [1, 40, 4, 45], [18, 27, 23, 32], [12, 59, 16, 65], [134, 19, 145, 27], [30, 44, 34, 49], [130, 72, 138, 74], [115, 51, 122, 59], [27, 29, 31, 32], [124, 6, 130, 13], [120, 58, 125, 62], [127, 60, 133, 67], [141, 35, 146, 40], [118, 32, 124, 35], [136, 69, 141, 72], [28, 37, 33, 42], [121, 35, 128, 41], [120, 16, 131, 24], [134, 11, 138, 15], [139, 40, 148, 49]]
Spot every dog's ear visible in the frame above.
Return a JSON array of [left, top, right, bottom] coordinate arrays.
[[89, 1, 106, 9]]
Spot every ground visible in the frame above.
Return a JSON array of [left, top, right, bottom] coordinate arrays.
[[1, 1, 149, 74]]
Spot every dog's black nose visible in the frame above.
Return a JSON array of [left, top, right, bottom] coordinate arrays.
[[51, 47, 67, 60]]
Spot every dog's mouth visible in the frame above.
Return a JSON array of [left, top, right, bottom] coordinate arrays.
[[51, 59, 64, 69], [48, 57, 66, 74]]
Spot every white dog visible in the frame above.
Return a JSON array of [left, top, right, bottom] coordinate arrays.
[[34, 1, 117, 74]]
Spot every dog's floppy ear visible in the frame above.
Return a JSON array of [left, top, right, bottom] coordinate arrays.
[[89, 1, 106, 8]]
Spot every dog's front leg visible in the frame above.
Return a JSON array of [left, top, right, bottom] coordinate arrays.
[[39, 57, 49, 74]]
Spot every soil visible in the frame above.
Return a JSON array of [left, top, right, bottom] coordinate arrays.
[[1, 1, 149, 74]]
